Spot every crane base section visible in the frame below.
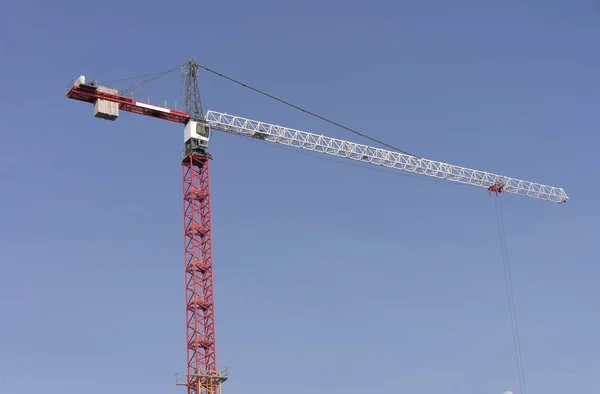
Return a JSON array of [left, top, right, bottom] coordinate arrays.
[[175, 370, 228, 394], [175, 369, 229, 386]]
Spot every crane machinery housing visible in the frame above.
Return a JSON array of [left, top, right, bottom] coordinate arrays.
[[64, 59, 569, 394]]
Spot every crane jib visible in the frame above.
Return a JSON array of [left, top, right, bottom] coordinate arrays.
[[203, 110, 569, 204]]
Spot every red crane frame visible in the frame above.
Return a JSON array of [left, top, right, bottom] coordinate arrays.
[[182, 154, 224, 394]]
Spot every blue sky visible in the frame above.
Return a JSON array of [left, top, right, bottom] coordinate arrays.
[[1, 0, 598, 393]]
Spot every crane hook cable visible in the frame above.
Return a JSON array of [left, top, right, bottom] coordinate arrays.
[[193, 62, 421, 158], [494, 197, 527, 394]]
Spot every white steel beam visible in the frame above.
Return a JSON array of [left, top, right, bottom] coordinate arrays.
[[204, 110, 568, 204]]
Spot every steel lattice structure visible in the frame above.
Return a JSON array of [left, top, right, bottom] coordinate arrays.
[[182, 154, 226, 394], [204, 111, 569, 203], [64, 59, 569, 394]]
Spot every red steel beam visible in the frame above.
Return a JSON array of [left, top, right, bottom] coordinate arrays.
[[66, 84, 191, 124]]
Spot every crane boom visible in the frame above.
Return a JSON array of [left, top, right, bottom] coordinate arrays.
[[204, 110, 569, 204]]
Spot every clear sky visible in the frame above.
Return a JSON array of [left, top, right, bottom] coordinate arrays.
[[1, 1, 598, 393]]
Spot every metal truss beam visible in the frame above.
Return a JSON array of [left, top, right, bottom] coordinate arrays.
[[204, 110, 569, 203]]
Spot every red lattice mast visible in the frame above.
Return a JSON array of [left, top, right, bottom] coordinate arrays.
[[182, 153, 225, 394], [179, 60, 227, 394]]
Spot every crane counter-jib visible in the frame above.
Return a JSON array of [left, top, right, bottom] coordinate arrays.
[[65, 75, 191, 123]]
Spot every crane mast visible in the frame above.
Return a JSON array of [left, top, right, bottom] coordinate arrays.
[[180, 62, 226, 394], [64, 59, 569, 394]]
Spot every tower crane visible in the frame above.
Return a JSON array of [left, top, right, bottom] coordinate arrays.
[[64, 59, 569, 394]]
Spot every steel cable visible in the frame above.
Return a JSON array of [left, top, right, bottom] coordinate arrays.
[[494, 197, 527, 394]]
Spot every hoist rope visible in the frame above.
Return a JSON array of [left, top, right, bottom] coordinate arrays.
[[494, 197, 527, 394]]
